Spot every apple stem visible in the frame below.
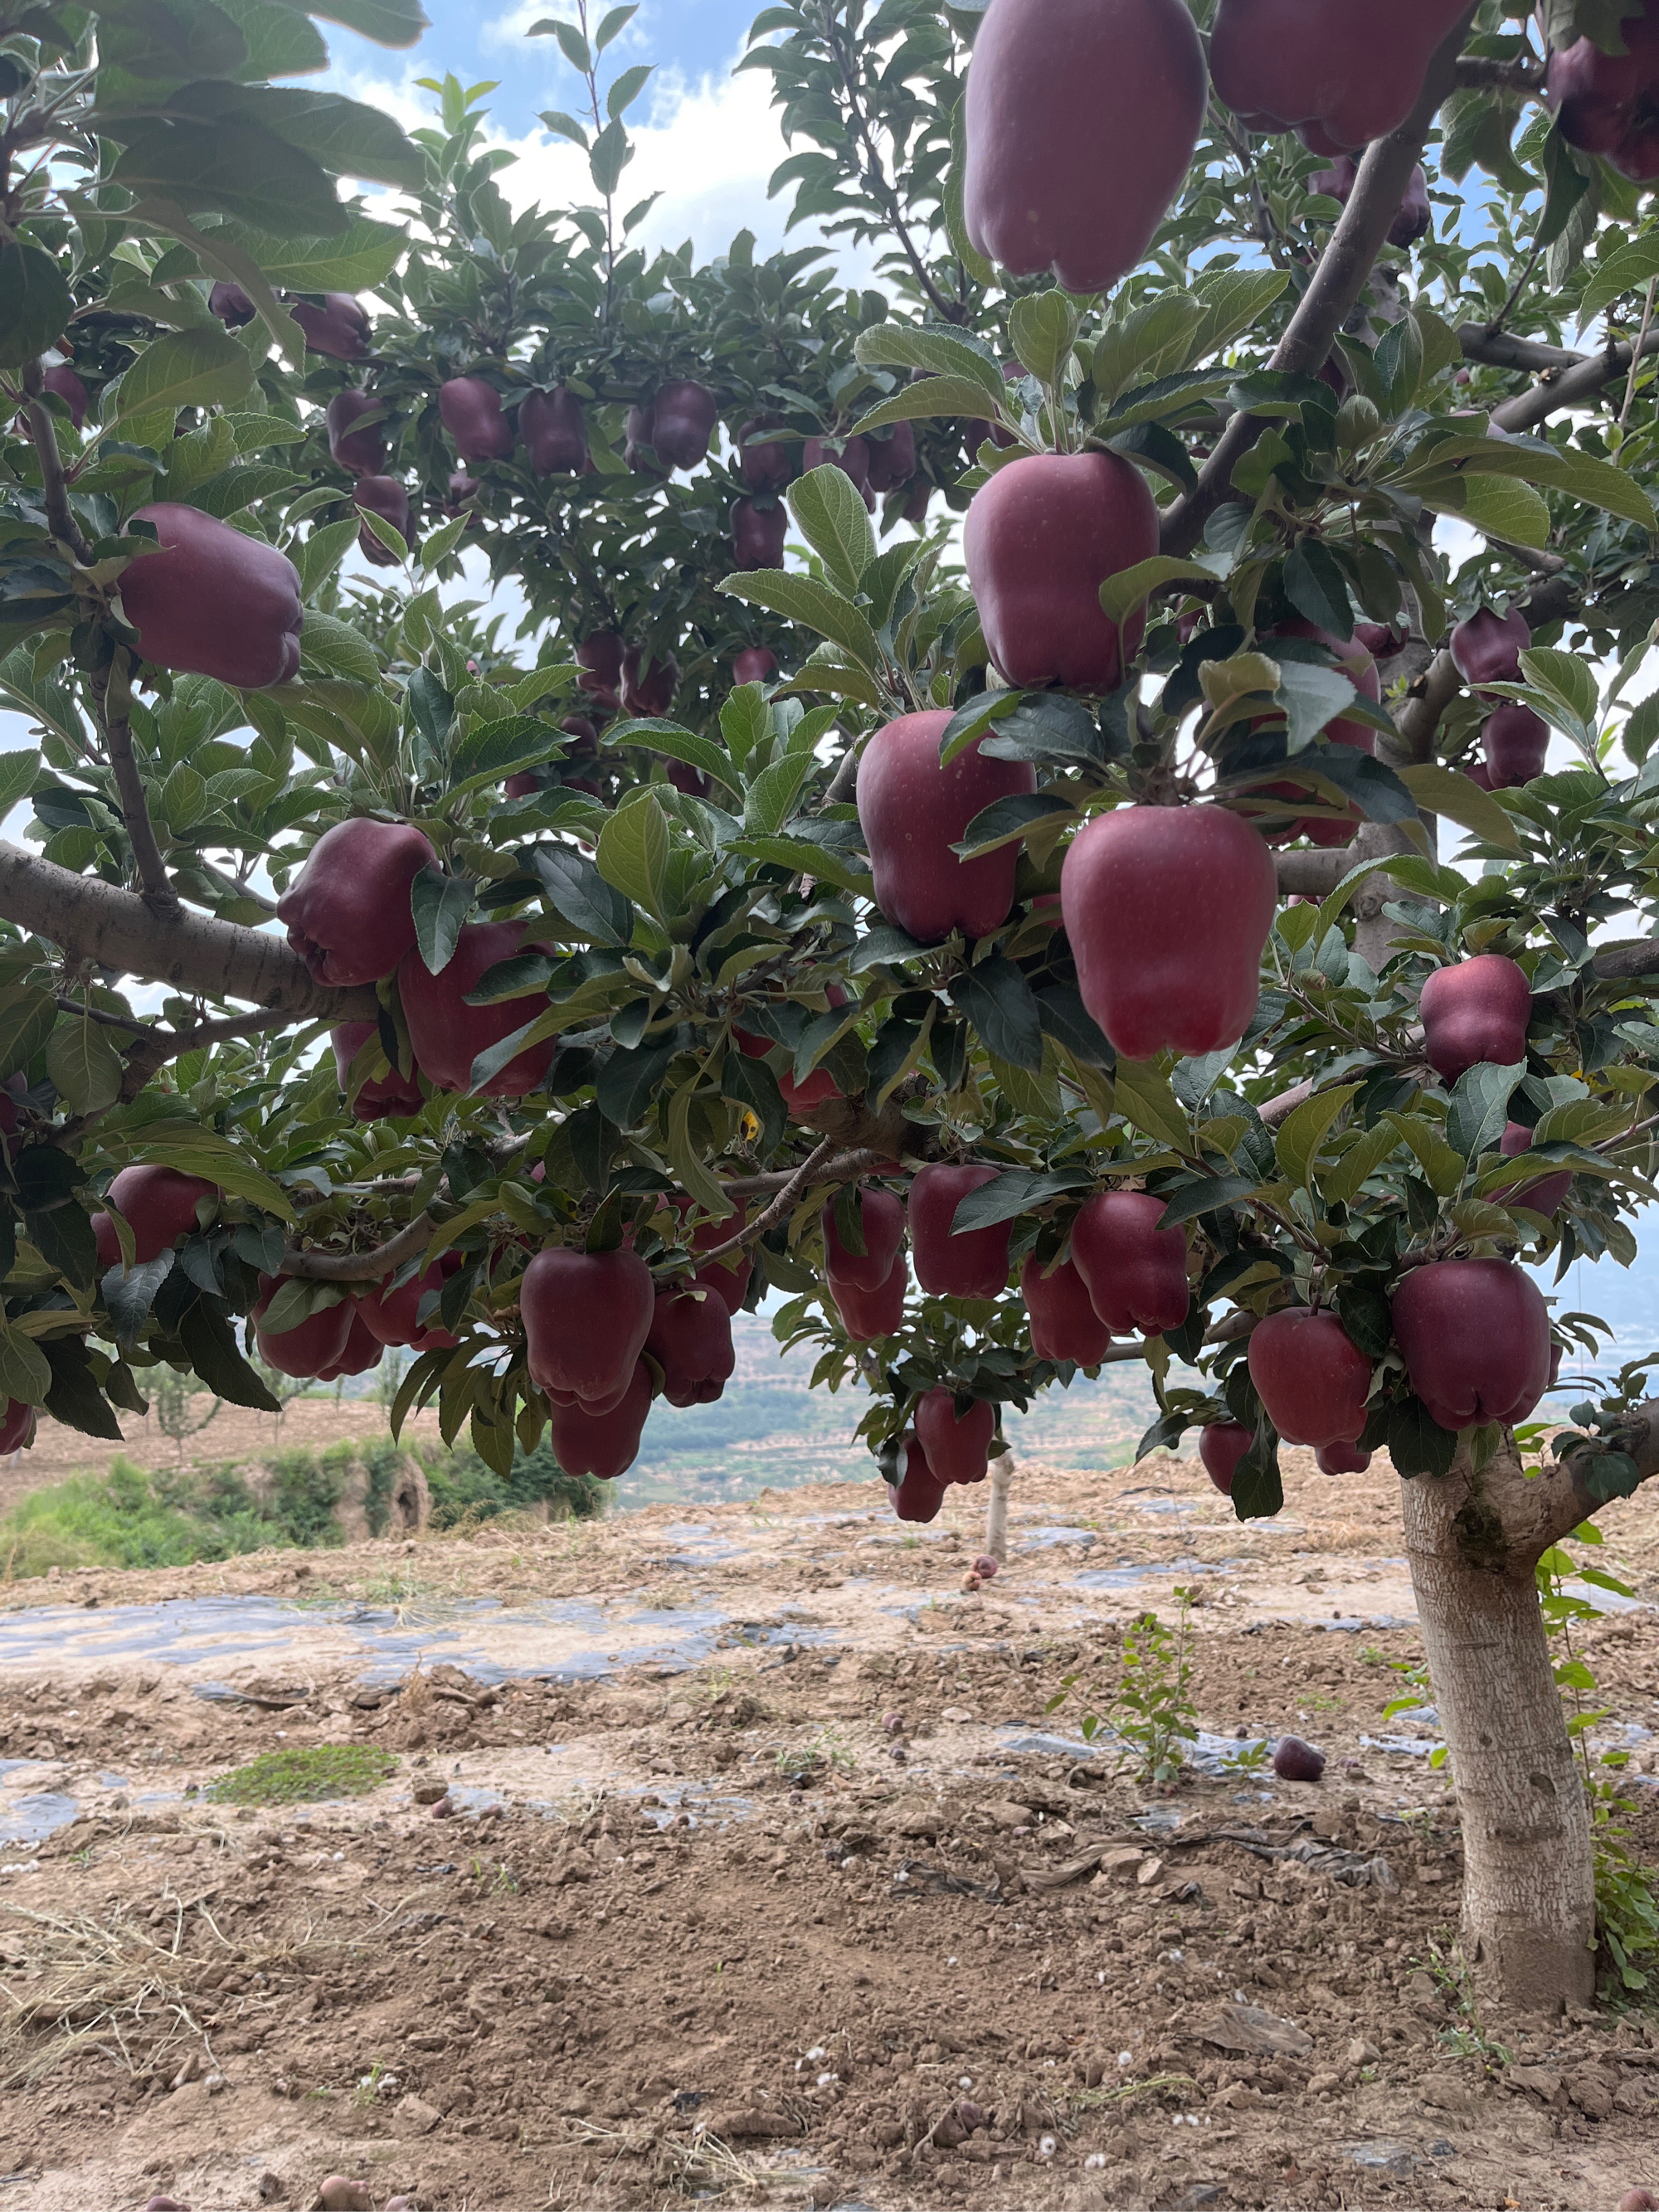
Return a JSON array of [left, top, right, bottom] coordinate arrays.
[[17, 357, 94, 565]]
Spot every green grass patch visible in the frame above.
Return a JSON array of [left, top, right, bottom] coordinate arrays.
[[207, 1744, 398, 1806]]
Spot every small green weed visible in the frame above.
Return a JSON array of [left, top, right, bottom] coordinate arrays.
[[207, 1744, 398, 1806], [1049, 1587, 1199, 1786], [1424, 1941, 1512, 2073]]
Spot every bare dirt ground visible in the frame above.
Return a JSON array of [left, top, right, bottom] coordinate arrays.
[[1, 1449, 1657, 2211]]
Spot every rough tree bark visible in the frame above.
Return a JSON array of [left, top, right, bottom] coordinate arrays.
[[1399, 1412, 1659, 2008]]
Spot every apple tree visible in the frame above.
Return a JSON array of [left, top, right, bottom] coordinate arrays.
[[4, 0, 1659, 2010]]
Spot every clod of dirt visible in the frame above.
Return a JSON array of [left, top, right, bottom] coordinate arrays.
[[1272, 1733, 1326, 1782], [257, 2180, 285, 2204], [312, 2180, 372, 2211]]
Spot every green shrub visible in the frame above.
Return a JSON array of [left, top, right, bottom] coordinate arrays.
[[424, 1439, 606, 1530], [207, 1744, 397, 1805]]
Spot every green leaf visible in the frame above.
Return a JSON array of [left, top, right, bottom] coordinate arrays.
[[410, 865, 474, 975], [0, 242, 73, 374], [605, 717, 737, 793], [1396, 763, 1522, 853], [219, 214, 406, 290], [450, 715, 566, 797], [950, 955, 1044, 1071], [1282, 540, 1353, 639], [852, 324, 1005, 404], [1319, 1119, 1401, 1204], [43, 1336, 123, 1440], [718, 569, 880, 673], [106, 325, 255, 421], [0, 989, 58, 1081], [666, 1077, 734, 1222], [1092, 295, 1204, 403], [1520, 645, 1598, 731], [46, 1018, 124, 1115], [787, 465, 876, 598], [596, 795, 669, 917], [595, 4, 637, 47], [1010, 289, 1078, 385], [951, 1167, 1090, 1233], [1098, 556, 1218, 628], [596, 1036, 677, 1125], [1447, 1059, 1525, 1160], [743, 750, 815, 836], [0, 749, 41, 814], [270, 0, 427, 44], [607, 62, 653, 117], [1274, 1082, 1360, 1188], [1388, 1395, 1460, 1479], [1188, 269, 1292, 364], [953, 791, 1076, 860], [944, 93, 994, 288], [178, 1296, 281, 1411], [849, 376, 1013, 437], [533, 846, 632, 948], [109, 119, 348, 238], [123, 1121, 293, 1218], [1432, 471, 1552, 549], [298, 610, 380, 683], [0, 1322, 51, 1407], [1112, 1057, 1190, 1150], [1580, 231, 1659, 323]]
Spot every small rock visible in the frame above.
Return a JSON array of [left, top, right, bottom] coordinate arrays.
[[1195, 2002, 1314, 2059], [984, 1800, 1034, 1830], [1095, 1845, 1146, 1880], [257, 2180, 285, 2203], [1347, 2038, 1380, 2066], [312, 2185, 372, 2212], [1505, 2064, 1564, 2103], [1403, 1970, 1440, 2005], [939, 1705, 974, 1723], [888, 1801, 944, 1841], [411, 1782, 449, 1806], [395, 2093, 443, 2136], [1136, 1855, 1163, 1887], [1420, 2079, 1477, 2116]]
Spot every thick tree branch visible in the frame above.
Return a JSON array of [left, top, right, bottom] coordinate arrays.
[[91, 656, 177, 910], [1452, 52, 1545, 92], [1456, 1404, 1659, 1573], [1490, 330, 1659, 434], [1274, 848, 1349, 897], [1593, 937, 1659, 982], [1161, 6, 1477, 557], [0, 841, 377, 1018], [699, 1135, 839, 1262], [1458, 324, 1585, 376], [18, 360, 94, 564], [281, 1212, 435, 1283]]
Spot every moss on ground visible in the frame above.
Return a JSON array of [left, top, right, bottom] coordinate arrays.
[[206, 1744, 398, 1806]]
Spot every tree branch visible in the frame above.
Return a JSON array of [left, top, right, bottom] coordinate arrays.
[[1160, 5, 1477, 558], [0, 840, 377, 1018], [1463, 1403, 1659, 1573], [18, 360, 93, 563], [281, 1212, 435, 1282], [699, 1135, 839, 1263], [1593, 937, 1659, 982], [1491, 330, 1659, 435], [91, 655, 177, 909]]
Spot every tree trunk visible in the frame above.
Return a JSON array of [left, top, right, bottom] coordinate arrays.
[[984, 1447, 1013, 1563], [1399, 1439, 1594, 2010]]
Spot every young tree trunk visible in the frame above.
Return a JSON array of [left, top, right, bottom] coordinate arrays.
[[1399, 1436, 1594, 2010], [984, 1447, 1013, 1563]]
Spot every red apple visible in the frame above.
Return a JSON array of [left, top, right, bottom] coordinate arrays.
[[439, 376, 515, 464], [732, 498, 787, 568], [1464, 759, 1496, 791], [893, 1435, 946, 1523], [1254, 619, 1381, 845], [0, 1399, 36, 1454], [1021, 1253, 1114, 1364], [1419, 953, 1531, 1083], [645, 1286, 736, 1407], [1390, 1257, 1552, 1430], [672, 1198, 752, 1315], [1248, 1308, 1372, 1446], [964, 451, 1159, 692], [965, 0, 1206, 294], [326, 390, 386, 476], [1355, 620, 1410, 659], [625, 404, 669, 477], [92, 1164, 217, 1269], [278, 818, 435, 988], [39, 363, 88, 428], [120, 505, 303, 688], [865, 422, 917, 492], [779, 1066, 844, 1119], [801, 435, 872, 499], [1316, 1441, 1371, 1474], [1210, 0, 1470, 152], [822, 1185, 907, 1294], [353, 475, 413, 567], [1309, 154, 1431, 246], [1060, 804, 1279, 1059], [253, 1279, 354, 1378], [1450, 605, 1530, 693], [522, 1245, 655, 1412], [648, 380, 719, 470], [287, 293, 371, 360], [577, 632, 625, 710], [548, 1358, 653, 1479], [445, 470, 479, 513], [1481, 703, 1548, 787], [521, 386, 587, 474], [910, 1164, 1010, 1300], [399, 921, 557, 1099], [737, 416, 791, 493], [621, 644, 678, 718], [1199, 1422, 1253, 1496], [1496, 1121, 1573, 1219], [1549, 15, 1659, 180], [857, 710, 1037, 943], [317, 1310, 384, 1381], [733, 647, 776, 685], [1070, 1191, 1190, 1337], [1272, 1734, 1326, 1782], [830, 1256, 907, 1341], [210, 280, 255, 326], [915, 1388, 996, 1485], [355, 1257, 460, 1352]]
